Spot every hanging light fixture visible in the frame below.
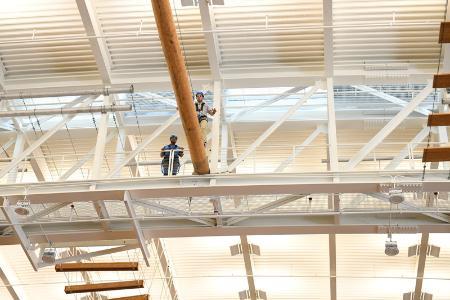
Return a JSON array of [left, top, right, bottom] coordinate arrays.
[[385, 202, 399, 256], [14, 195, 31, 216]]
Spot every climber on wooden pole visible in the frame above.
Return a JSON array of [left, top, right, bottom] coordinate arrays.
[[151, 0, 210, 175]]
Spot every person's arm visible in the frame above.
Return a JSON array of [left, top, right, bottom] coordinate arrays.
[[160, 147, 165, 158], [178, 147, 184, 157]]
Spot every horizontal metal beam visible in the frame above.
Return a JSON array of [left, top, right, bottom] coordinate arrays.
[[0, 86, 133, 100], [0, 105, 131, 118], [1, 171, 450, 204], [2, 213, 450, 249]]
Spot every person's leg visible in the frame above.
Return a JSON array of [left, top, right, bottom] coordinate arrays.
[[172, 161, 180, 175], [200, 119, 208, 145], [161, 160, 169, 176]]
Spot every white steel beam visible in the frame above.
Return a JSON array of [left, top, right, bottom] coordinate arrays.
[[0, 137, 15, 157], [59, 131, 116, 181], [25, 137, 52, 182], [322, 0, 334, 77], [352, 85, 431, 116], [231, 86, 304, 122], [369, 193, 450, 223], [75, 0, 112, 84], [228, 85, 319, 172], [384, 127, 431, 170], [275, 126, 325, 172], [240, 235, 257, 300], [0, 97, 96, 179], [144, 93, 177, 107], [0, 253, 27, 300], [2, 202, 70, 236], [107, 112, 179, 178], [7, 133, 25, 183], [3, 171, 450, 203], [134, 199, 215, 226], [1, 197, 39, 271], [5, 100, 52, 183], [413, 233, 429, 300], [220, 117, 229, 171], [91, 96, 110, 179], [124, 191, 151, 267], [228, 123, 237, 160], [210, 80, 222, 173], [226, 194, 305, 226], [0, 57, 6, 92], [327, 78, 339, 171], [199, 0, 221, 80], [4, 211, 450, 249], [153, 238, 179, 300], [345, 83, 433, 170]]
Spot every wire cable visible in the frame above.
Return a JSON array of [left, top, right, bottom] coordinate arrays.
[[422, 0, 449, 181]]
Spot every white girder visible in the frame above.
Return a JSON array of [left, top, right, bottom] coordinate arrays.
[[345, 83, 433, 170], [227, 85, 319, 172], [75, 0, 112, 84]]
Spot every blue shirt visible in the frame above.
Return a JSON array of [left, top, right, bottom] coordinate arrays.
[[161, 144, 183, 159]]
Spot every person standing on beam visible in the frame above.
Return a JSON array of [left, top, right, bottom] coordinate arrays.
[[194, 91, 216, 148]]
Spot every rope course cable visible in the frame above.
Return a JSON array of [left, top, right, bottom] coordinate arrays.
[[422, 0, 449, 181]]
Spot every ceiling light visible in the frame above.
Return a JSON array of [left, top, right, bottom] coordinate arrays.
[[14, 197, 31, 216], [41, 247, 56, 264], [385, 233, 399, 256], [389, 188, 404, 204], [385, 240, 399, 256]]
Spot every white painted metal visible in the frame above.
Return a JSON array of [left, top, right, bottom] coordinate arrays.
[[352, 85, 431, 116], [220, 118, 229, 171], [327, 78, 339, 171], [59, 132, 116, 181], [0, 105, 131, 118], [226, 195, 305, 226], [0, 253, 27, 300], [199, 0, 221, 80], [107, 112, 179, 178], [385, 127, 431, 170], [3, 171, 450, 203], [323, 0, 334, 77], [0, 97, 96, 179], [0, 87, 132, 100], [153, 238, 179, 300], [230, 86, 304, 122], [75, 0, 112, 84], [1, 198, 39, 271], [228, 85, 319, 172], [274, 126, 325, 172], [91, 96, 110, 179], [0, 137, 16, 157], [368, 193, 450, 223], [123, 191, 151, 267], [134, 199, 215, 227], [345, 83, 433, 170], [7, 134, 25, 184], [210, 81, 222, 173]]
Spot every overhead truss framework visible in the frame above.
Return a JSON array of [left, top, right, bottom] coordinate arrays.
[[1, 171, 449, 203]]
